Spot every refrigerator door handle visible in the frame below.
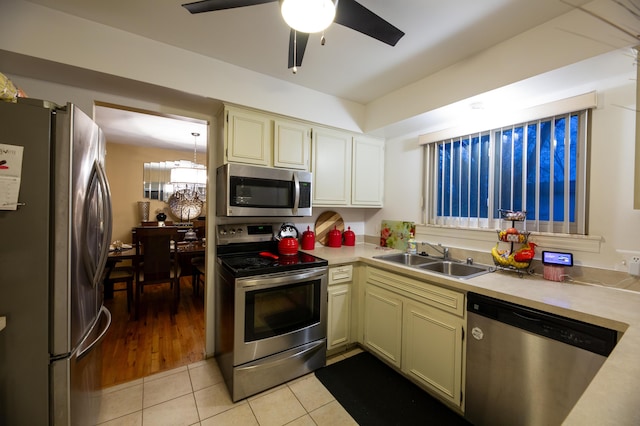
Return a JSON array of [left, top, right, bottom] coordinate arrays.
[[77, 305, 111, 360], [96, 161, 113, 283], [81, 160, 113, 288]]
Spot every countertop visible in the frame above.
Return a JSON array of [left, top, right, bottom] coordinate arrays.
[[303, 243, 640, 425]]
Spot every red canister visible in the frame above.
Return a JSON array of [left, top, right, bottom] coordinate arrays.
[[343, 226, 355, 246], [327, 226, 342, 248], [301, 226, 316, 250]]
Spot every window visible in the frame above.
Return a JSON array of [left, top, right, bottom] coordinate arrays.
[[425, 110, 589, 234]]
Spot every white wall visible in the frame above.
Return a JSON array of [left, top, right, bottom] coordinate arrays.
[[3, 0, 639, 273], [372, 49, 640, 272], [0, 0, 364, 133]]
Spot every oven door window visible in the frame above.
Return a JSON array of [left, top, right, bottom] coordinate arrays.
[[245, 280, 321, 342], [230, 176, 293, 208]]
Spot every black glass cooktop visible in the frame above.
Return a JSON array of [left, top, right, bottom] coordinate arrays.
[[217, 241, 327, 277]]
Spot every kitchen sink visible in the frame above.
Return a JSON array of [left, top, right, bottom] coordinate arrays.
[[417, 261, 493, 279], [373, 252, 494, 279], [372, 253, 439, 266]]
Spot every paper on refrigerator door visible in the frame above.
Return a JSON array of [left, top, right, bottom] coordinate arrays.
[[0, 143, 24, 210]]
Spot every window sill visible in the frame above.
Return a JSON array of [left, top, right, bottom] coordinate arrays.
[[415, 224, 602, 254]]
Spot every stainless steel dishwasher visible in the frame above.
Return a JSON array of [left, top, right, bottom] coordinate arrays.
[[465, 292, 617, 426]]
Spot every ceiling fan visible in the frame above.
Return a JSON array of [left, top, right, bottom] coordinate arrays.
[[181, 0, 405, 73]]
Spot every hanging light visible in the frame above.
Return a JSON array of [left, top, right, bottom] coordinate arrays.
[[281, 0, 336, 33], [170, 132, 206, 186], [168, 132, 205, 222]]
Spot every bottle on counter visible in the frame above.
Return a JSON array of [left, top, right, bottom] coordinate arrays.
[[407, 231, 417, 254]]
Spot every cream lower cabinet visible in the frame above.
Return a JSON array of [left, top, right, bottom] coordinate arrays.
[[328, 284, 351, 350], [363, 267, 465, 408], [402, 300, 464, 407], [363, 283, 403, 367], [327, 265, 353, 351]]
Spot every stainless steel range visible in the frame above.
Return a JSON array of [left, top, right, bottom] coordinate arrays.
[[215, 223, 328, 401]]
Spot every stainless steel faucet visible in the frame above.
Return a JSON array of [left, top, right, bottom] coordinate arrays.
[[422, 242, 449, 260]]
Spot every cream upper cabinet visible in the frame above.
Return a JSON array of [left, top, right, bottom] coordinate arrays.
[[352, 136, 384, 206], [222, 106, 272, 167], [274, 119, 311, 170], [311, 126, 352, 206], [311, 127, 385, 207]]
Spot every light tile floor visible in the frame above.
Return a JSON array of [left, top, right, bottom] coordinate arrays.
[[95, 348, 363, 426]]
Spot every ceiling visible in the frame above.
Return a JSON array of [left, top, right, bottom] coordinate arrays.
[[94, 105, 209, 153], [23, 0, 594, 104], [18, 0, 628, 150]]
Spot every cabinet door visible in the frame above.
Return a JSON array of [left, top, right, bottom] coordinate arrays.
[[352, 136, 384, 206], [364, 283, 402, 368], [402, 301, 463, 407], [226, 107, 271, 166], [274, 119, 310, 170], [327, 284, 351, 350], [311, 127, 352, 206]]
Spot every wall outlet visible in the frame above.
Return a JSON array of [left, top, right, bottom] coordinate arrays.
[[630, 256, 640, 277]]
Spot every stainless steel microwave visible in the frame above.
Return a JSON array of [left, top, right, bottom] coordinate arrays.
[[216, 163, 312, 217]]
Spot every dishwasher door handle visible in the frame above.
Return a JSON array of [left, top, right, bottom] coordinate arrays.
[[512, 311, 542, 323]]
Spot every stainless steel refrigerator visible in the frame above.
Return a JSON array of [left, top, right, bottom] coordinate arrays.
[[0, 98, 113, 425]]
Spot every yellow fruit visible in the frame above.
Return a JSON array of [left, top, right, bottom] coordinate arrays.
[[491, 244, 511, 266], [510, 258, 531, 269]]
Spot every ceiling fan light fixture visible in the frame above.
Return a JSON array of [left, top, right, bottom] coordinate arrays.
[[281, 0, 335, 34]]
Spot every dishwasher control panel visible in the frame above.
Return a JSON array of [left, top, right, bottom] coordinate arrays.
[[467, 292, 617, 356]]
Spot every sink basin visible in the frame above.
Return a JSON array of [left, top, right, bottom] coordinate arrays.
[[417, 261, 493, 279], [373, 253, 438, 266]]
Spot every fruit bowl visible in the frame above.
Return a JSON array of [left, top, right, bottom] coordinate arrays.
[[497, 229, 530, 243]]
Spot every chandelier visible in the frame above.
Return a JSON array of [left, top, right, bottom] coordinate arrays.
[[168, 132, 206, 222]]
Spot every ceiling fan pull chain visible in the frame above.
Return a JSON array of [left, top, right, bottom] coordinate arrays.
[[321, 31, 326, 46], [293, 30, 298, 74]]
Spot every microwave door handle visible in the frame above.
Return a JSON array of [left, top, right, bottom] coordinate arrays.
[[292, 173, 300, 216]]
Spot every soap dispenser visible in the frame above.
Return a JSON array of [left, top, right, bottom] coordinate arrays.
[[407, 231, 417, 254]]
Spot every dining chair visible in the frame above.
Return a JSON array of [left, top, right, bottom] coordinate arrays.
[[103, 265, 134, 314], [191, 256, 205, 296], [133, 226, 181, 320]]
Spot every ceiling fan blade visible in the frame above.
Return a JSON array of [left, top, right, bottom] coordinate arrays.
[[182, 0, 276, 14], [334, 0, 405, 46], [288, 30, 309, 69]]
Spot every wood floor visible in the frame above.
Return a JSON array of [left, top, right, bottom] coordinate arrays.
[[100, 277, 206, 388]]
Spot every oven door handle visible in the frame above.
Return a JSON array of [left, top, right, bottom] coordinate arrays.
[[237, 267, 327, 289], [238, 339, 325, 373]]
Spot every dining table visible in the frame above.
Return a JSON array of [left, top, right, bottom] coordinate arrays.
[[105, 240, 206, 299]]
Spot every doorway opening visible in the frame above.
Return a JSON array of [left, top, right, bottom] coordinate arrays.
[[95, 102, 209, 387]]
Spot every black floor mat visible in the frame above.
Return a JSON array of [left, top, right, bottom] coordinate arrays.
[[315, 351, 471, 426]]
